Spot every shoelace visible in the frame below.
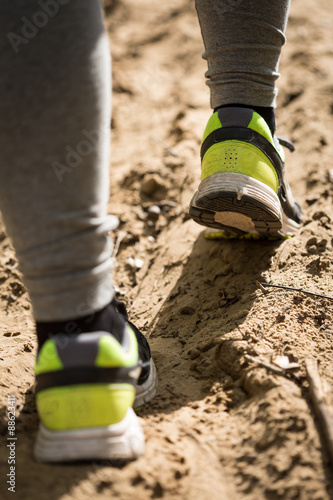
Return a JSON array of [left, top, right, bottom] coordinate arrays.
[[276, 136, 295, 152]]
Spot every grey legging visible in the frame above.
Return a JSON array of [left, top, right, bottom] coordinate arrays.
[[195, 0, 291, 109], [0, 0, 290, 322]]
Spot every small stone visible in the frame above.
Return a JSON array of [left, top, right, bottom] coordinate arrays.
[[126, 257, 144, 270], [147, 205, 161, 221]]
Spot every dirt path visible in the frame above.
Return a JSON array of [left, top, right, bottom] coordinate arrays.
[[1, 0, 333, 498]]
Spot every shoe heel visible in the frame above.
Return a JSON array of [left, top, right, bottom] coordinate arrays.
[[34, 407, 144, 463], [190, 172, 283, 235], [201, 141, 279, 193], [36, 383, 135, 430]]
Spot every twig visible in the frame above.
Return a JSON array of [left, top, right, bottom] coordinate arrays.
[[255, 281, 269, 294], [305, 358, 333, 466], [245, 354, 284, 375], [165, 384, 177, 397], [112, 230, 127, 258], [245, 354, 301, 381], [257, 282, 333, 301]]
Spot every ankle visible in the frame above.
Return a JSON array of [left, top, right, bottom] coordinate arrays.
[[214, 104, 276, 136], [36, 300, 125, 350]]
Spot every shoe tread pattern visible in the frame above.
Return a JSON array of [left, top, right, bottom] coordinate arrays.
[[190, 192, 282, 235]]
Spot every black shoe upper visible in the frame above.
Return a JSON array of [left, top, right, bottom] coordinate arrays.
[[112, 298, 152, 385]]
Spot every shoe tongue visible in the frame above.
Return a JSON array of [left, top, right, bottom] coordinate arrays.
[[217, 107, 254, 128]]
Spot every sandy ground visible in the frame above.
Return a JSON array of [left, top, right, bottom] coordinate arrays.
[[1, 0, 333, 498]]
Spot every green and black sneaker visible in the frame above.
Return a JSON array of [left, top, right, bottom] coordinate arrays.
[[34, 301, 157, 463], [189, 107, 302, 237]]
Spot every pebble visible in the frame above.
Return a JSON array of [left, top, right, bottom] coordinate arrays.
[[126, 257, 144, 270], [147, 205, 161, 221]]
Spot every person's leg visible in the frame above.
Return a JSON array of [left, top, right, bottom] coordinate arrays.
[[0, 0, 114, 324], [0, 0, 156, 462], [191, 0, 302, 237], [195, 0, 291, 126]]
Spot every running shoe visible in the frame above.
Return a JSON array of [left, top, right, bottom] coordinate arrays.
[[34, 301, 157, 463], [189, 107, 302, 237]]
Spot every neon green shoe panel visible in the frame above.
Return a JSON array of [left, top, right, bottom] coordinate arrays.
[[36, 384, 135, 431], [202, 112, 222, 143], [248, 113, 285, 162], [96, 327, 138, 368], [35, 340, 63, 375], [201, 141, 279, 194], [248, 112, 274, 145]]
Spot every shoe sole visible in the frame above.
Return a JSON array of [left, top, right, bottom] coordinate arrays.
[[189, 172, 300, 237], [134, 358, 158, 408], [34, 407, 144, 463]]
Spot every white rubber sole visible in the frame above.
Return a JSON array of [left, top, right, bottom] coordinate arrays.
[[190, 172, 300, 237], [34, 407, 144, 463], [134, 359, 158, 408]]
